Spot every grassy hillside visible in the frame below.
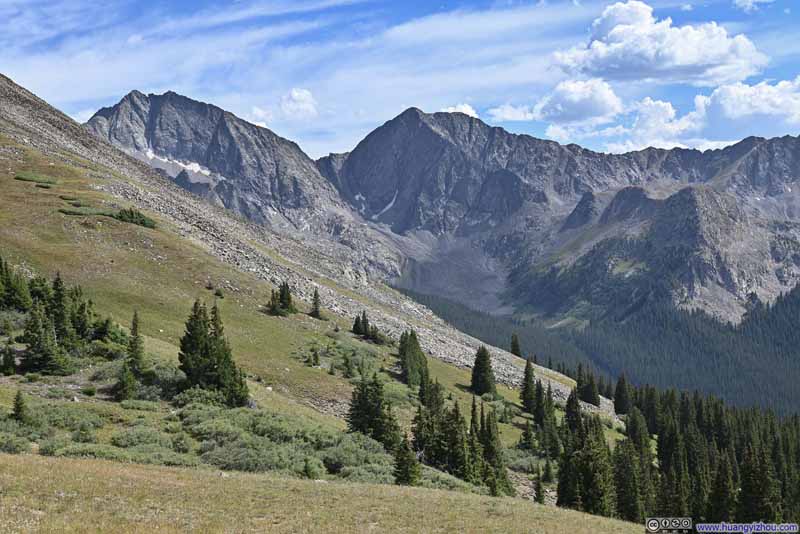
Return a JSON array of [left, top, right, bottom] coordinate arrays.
[[0, 454, 640, 534], [0, 133, 630, 531]]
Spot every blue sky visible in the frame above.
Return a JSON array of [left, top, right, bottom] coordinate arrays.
[[1, 0, 798, 157]]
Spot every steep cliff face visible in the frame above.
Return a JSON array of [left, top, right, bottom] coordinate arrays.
[[86, 91, 349, 228], [87, 91, 800, 322]]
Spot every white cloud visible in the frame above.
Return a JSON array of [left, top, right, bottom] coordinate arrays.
[[489, 78, 622, 129], [280, 88, 319, 120], [535, 78, 623, 124], [704, 76, 800, 124], [733, 0, 774, 13], [247, 106, 273, 127], [680, 3, 693, 11], [488, 104, 536, 122], [605, 96, 706, 151], [557, 0, 768, 86], [440, 103, 479, 118]]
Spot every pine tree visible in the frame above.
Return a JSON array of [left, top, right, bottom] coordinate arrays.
[[510, 333, 522, 357], [707, 454, 736, 521], [480, 408, 513, 496], [614, 439, 644, 522], [565, 388, 583, 435], [737, 444, 782, 522], [535, 472, 546, 504], [361, 311, 370, 337], [533, 380, 546, 427], [127, 311, 145, 376], [614, 374, 632, 415], [310, 288, 323, 320], [394, 434, 421, 485], [20, 302, 68, 374], [1, 342, 15, 375], [115, 361, 137, 401], [348, 374, 400, 451], [352, 314, 362, 335], [543, 457, 554, 483], [178, 300, 211, 387], [209, 302, 250, 407], [519, 421, 535, 451], [520, 357, 536, 414], [48, 272, 75, 346], [470, 345, 496, 397], [12, 389, 29, 423], [278, 282, 295, 313], [398, 330, 428, 389]]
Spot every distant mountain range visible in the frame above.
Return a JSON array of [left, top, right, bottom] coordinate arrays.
[[86, 91, 800, 322]]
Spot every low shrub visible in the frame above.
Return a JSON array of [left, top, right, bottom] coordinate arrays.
[[39, 434, 72, 456], [119, 399, 160, 412], [114, 208, 156, 229], [81, 386, 97, 397], [338, 463, 394, 484], [173, 387, 225, 408], [0, 432, 31, 454], [111, 427, 173, 449]]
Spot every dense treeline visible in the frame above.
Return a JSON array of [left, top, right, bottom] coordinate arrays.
[[398, 287, 800, 414], [557, 380, 800, 523]]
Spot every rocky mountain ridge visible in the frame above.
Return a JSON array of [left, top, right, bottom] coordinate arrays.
[[86, 89, 800, 322]]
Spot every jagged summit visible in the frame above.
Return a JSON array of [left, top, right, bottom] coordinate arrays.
[[84, 86, 800, 321]]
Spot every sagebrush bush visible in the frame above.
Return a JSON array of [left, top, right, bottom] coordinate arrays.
[[39, 434, 72, 456], [338, 463, 394, 484], [0, 432, 31, 454], [173, 387, 226, 408], [111, 427, 173, 449], [119, 399, 160, 412]]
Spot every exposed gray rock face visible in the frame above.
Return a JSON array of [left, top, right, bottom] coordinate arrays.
[[86, 90, 800, 322], [86, 90, 350, 230]]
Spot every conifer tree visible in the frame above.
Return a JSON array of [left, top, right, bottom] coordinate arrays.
[[12, 389, 29, 424], [348, 374, 401, 451], [480, 408, 513, 496], [361, 311, 370, 337], [520, 357, 536, 414], [115, 361, 138, 401], [707, 454, 736, 521], [519, 421, 535, 451], [310, 288, 323, 320], [543, 457, 554, 483], [510, 333, 522, 357], [352, 314, 362, 335], [533, 380, 546, 426], [565, 388, 583, 435], [179, 300, 211, 387], [127, 311, 145, 376], [470, 345, 496, 397], [398, 330, 428, 389], [1, 342, 15, 375], [614, 374, 632, 415], [614, 439, 645, 522], [535, 472, 546, 504], [737, 444, 782, 522], [394, 434, 421, 485], [278, 282, 295, 312]]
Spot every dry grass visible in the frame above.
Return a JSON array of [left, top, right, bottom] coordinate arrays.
[[0, 454, 641, 534]]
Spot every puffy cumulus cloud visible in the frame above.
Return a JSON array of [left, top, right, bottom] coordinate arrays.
[[488, 78, 622, 126], [733, 0, 774, 13], [440, 103, 479, 118], [280, 88, 318, 120], [536, 78, 623, 124], [704, 76, 800, 124], [557, 0, 768, 86], [605, 96, 707, 151]]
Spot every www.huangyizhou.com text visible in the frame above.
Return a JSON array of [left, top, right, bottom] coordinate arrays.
[[695, 523, 800, 533]]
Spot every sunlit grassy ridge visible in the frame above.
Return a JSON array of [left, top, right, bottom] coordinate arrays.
[[0, 454, 640, 534]]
